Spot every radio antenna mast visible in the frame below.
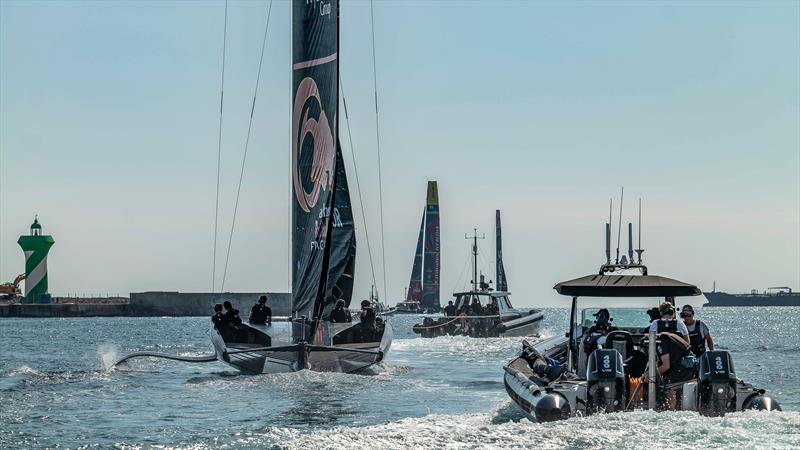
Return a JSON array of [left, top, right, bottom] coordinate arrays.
[[615, 187, 624, 264]]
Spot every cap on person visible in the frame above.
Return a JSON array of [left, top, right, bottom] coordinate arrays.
[[593, 308, 611, 319], [658, 302, 675, 317], [214, 303, 223, 312], [680, 304, 694, 317], [361, 300, 371, 308], [259, 295, 267, 304]]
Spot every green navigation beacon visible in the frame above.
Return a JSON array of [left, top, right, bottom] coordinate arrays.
[[17, 216, 55, 303]]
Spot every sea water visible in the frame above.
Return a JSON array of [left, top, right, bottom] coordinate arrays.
[[1, 308, 799, 449]]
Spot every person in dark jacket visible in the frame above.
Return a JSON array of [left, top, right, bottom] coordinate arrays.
[[249, 295, 272, 325], [680, 304, 714, 357], [359, 300, 376, 341], [443, 301, 457, 317], [212, 303, 226, 329], [330, 299, 352, 323], [222, 301, 242, 327]]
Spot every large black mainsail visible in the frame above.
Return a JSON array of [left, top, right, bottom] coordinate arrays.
[[291, 0, 340, 319], [323, 143, 356, 315], [421, 181, 440, 311], [496, 209, 508, 292], [405, 212, 424, 302]]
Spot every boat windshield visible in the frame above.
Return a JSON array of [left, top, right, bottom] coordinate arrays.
[[580, 307, 652, 329]]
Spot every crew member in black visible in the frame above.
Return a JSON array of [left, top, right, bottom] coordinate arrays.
[[249, 295, 272, 325], [582, 308, 618, 361], [680, 304, 714, 357], [443, 301, 457, 317], [330, 299, 352, 323], [359, 300, 376, 340], [222, 301, 242, 327], [656, 332, 696, 384], [212, 303, 226, 329]]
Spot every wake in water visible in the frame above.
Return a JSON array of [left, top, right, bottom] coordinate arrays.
[[265, 405, 800, 450]]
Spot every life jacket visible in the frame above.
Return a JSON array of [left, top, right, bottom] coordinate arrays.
[[250, 304, 269, 324], [687, 320, 706, 357], [212, 312, 226, 328], [656, 318, 678, 334]]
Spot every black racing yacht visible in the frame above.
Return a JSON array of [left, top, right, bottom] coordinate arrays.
[[209, 0, 392, 374]]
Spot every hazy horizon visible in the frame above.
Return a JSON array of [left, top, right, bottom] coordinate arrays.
[[1, 1, 798, 307]]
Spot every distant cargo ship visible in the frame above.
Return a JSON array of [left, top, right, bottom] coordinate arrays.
[[703, 285, 800, 307]]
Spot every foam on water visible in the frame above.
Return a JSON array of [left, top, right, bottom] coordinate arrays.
[[264, 407, 800, 450]]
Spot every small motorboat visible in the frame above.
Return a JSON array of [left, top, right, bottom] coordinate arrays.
[[503, 218, 780, 421]]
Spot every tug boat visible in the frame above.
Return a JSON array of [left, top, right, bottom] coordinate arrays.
[[503, 219, 781, 421]]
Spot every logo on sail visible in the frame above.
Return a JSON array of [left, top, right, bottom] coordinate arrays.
[[292, 77, 335, 213]]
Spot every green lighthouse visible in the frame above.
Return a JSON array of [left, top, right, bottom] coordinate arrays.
[[17, 216, 55, 303]]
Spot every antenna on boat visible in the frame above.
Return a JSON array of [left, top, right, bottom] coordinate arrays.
[[627, 222, 634, 265], [466, 228, 485, 292], [606, 199, 612, 265], [635, 198, 644, 265], [615, 187, 624, 265]]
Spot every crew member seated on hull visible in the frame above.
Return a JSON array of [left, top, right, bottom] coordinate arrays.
[[581, 308, 618, 367], [222, 301, 243, 327], [521, 341, 578, 382], [656, 331, 697, 409], [443, 301, 456, 317], [330, 299, 352, 323], [212, 303, 226, 329], [249, 295, 272, 325], [680, 304, 714, 357], [359, 300, 376, 341], [649, 302, 689, 344]]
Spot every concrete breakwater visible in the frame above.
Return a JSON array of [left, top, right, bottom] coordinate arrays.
[[0, 291, 291, 318]]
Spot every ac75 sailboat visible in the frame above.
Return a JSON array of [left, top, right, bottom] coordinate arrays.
[[395, 181, 441, 314], [208, 0, 392, 373]]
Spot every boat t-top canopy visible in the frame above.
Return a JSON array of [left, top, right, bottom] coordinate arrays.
[[452, 290, 509, 298], [554, 274, 701, 298]]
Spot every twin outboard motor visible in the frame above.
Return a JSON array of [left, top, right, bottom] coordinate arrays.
[[586, 349, 625, 413], [698, 350, 737, 416]]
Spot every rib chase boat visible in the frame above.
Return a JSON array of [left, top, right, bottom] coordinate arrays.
[[503, 219, 781, 421]]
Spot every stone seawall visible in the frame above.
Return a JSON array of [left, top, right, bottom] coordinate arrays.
[[129, 292, 291, 317], [0, 303, 129, 317], [0, 292, 291, 318]]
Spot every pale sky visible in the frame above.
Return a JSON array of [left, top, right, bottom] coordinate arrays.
[[1, 0, 798, 307]]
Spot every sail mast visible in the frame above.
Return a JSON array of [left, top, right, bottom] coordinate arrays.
[[496, 210, 508, 292]]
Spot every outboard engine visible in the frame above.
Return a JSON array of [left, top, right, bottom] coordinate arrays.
[[698, 350, 736, 416], [586, 349, 625, 414], [742, 394, 782, 412], [534, 390, 571, 422]]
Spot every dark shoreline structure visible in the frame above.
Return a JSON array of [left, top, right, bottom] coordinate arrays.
[[704, 287, 799, 307], [0, 292, 291, 318]]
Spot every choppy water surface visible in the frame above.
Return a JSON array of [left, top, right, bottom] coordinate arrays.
[[1, 307, 799, 448]]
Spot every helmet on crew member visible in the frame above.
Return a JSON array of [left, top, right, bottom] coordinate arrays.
[[223, 300, 233, 310], [361, 300, 371, 308], [214, 303, 223, 312], [336, 299, 346, 307], [259, 295, 267, 304], [593, 308, 612, 327]]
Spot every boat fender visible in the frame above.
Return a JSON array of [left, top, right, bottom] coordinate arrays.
[[742, 395, 782, 412], [534, 392, 571, 422]]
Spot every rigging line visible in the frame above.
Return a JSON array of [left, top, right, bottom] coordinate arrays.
[[212, 0, 228, 292], [220, 0, 274, 291], [369, 0, 388, 303], [340, 79, 378, 291]]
